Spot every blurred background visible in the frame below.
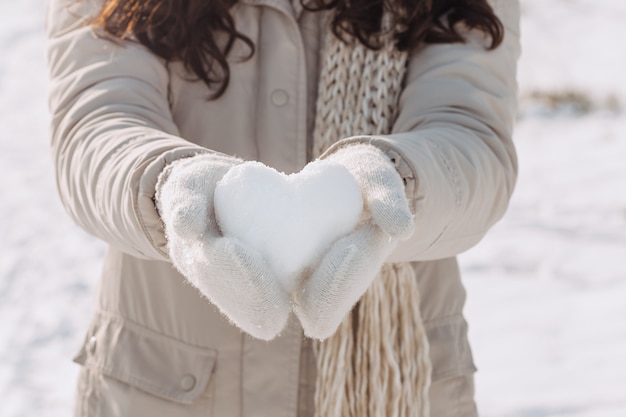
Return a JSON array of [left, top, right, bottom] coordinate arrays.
[[1, 0, 625, 416]]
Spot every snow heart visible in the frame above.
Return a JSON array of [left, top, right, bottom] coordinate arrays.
[[214, 160, 363, 293]]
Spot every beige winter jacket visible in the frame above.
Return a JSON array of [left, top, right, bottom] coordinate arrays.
[[46, 0, 520, 415]]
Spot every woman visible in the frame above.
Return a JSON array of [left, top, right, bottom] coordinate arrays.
[[46, 0, 520, 415]]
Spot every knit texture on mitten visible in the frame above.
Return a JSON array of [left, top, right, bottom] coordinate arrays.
[[310, 15, 432, 417]]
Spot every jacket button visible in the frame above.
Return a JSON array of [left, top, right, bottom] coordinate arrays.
[[180, 374, 196, 392], [270, 89, 289, 107], [87, 336, 97, 354]]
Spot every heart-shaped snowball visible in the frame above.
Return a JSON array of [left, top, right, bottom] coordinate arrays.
[[214, 160, 363, 293]]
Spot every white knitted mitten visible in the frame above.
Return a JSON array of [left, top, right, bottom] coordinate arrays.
[[293, 144, 414, 339], [156, 154, 291, 341]]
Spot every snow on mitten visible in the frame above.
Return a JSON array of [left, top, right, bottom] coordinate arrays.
[[293, 144, 414, 339], [156, 153, 291, 341]]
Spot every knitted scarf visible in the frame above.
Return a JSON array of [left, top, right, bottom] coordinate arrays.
[[310, 15, 433, 417]]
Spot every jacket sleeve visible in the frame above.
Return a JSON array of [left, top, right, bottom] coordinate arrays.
[[46, 0, 210, 260], [328, 0, 521, 262]]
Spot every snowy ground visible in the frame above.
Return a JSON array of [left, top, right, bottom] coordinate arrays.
[[1, 0, 625, 416]]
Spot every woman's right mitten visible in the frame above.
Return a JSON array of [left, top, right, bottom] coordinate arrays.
[[155, 153, 291, 341]]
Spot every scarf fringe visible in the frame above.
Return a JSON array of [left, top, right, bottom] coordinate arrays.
[[313, 264, 432, 417], [314, 263, 431, 417]]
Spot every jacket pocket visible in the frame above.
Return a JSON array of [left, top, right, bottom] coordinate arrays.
[[73, 312, 217, 412]]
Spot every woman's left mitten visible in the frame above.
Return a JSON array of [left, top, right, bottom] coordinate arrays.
[[294, 144, 415, 339]]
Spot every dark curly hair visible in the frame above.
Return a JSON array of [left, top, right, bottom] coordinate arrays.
[[92, 0, 504, 98]]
